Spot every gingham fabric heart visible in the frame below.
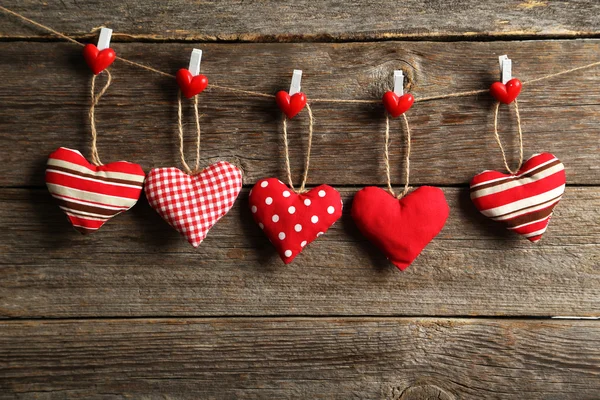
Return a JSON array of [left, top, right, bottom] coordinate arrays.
[[249, 178, 343, 264], [45, 147, 146, 234], [145, 161, 243, 247], [470, 152, 566, 242]]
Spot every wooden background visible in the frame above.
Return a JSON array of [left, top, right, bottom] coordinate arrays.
[[1, 1, 599, 398]]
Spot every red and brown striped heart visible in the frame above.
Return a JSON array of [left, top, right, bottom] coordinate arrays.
[[45, 147, 146, 234], [470, 152, 565, 242]]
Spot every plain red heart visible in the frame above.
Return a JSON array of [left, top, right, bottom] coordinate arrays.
[[249, 178, 343, 264], [489, 78, 522, 104], [83, 44, 116, 75], [276, 91, 307, 119], [351, 186, 449, 270], [470, 152, 565, 243], [382, 92, 414, 118], [176, 69, 209, 98]]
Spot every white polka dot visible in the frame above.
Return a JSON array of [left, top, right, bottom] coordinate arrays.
[[318, 190, 326, 197], [278, 232, 286, 240], [317, 232, 324, 237], [288, 206, 296, 214], [258, 223, 264, 229], [272, 214, 279, 222], [301, 241, 307, 247], [327, 206, 335, 214], [294, 224, 302, 232], [261, 181, 269, 188], [251, 206, 257, 213], [311, 215, 319, 223], [265, 197, 273, 205], [249, 189, 252, 196], [284, 250, 292, 257], [283, 190, 291, 198], [304, 199, 311, 206]]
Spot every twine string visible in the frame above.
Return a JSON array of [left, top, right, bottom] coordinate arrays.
[[177, 91, 203, 175], [384, 113, 412, 199], [493, 99, 524, 174], [89, 70, 112, 166], [2, 5, 600, 105], [282, 104, 314, 193]]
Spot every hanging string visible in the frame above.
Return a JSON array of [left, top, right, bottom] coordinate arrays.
[[177, 91, 202, 175], [3, 5, 600, 105], [384, 113, 411, 199], [282, 104, 314, 194], [492, 99, 523, 174], [88, 70, 112, 166]]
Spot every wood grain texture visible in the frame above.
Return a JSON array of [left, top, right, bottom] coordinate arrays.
[[1, 187, 598, 318], [1, 41, 599, 187], [0, 318, 599, 399], [1, 0, 600, 41]]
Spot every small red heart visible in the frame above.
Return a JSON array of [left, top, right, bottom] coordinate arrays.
[[470, 153, 565, 243], [351, 186, 449, 270], [489, 78, 522, 104], [83, 44, 116, 75], [249, 178, 342, 264], [276, 91, 307, 119], [382, 92, 414, 118], [176, 69, 209, 99]]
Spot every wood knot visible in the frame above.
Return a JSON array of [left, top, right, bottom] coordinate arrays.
[[388, 384, 455, 400]]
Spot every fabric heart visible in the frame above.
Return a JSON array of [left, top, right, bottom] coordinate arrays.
[[176, 69, 209, 99], [382, 92, 414, 118], [145, 161, 242, 247], [83, 44, 116, 75], [489, 78, 522, 104], [276, 91, 307, 119], [351, 186, 449, 270], [249, 178, 342, 264], [470, 152, 565, 243], [45, 147, 145, 234]]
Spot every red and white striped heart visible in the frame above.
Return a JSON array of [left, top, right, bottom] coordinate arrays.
[[45, 147, 146, 234], [145, 161, 243, 247], [470, 153, 565, 242], [249, 178, 343, 263]]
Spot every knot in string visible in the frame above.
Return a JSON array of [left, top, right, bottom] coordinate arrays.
[[177, 91, 202, 175], [493, 99, 524, 174], [384, 113, 412, 199], [282, 103, 314, 194], [89, 70, 112, 166]]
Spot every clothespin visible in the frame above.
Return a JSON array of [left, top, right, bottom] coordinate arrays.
[[499, 55, 512, 85], [176, 48, 209, 99], [275, 69, 307, 119], [289, 69, 302, 96], [393, 70, 404, 96], [188, 48, 202, 76], [97, 28, 112, 51], [82, 27, 116, 75]]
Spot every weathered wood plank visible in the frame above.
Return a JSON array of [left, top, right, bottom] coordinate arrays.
[[1, 0, 600, 41], [0, 318, 599, 399], [1, 40, 599, 187], [1, 187, 598, 318]]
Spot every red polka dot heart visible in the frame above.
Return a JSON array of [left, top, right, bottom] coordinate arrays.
[[249, 178, 343, 263]]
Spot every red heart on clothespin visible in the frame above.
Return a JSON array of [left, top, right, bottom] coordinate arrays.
[[176, 69, 209, 98], [382, 92, 414, 118], [276, 91, 307, 119], [490, 78, 522, 104], [83, 44, 116, 75]]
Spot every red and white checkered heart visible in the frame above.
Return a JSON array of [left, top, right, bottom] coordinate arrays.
[[45, 147, 146, 234], [470, 152, 566, 243], [145, 161, 243, 247], [249, 178, 343, 264]]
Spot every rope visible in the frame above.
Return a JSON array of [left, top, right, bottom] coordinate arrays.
[[492, 99, 524, 174], [384, 113, 412, 198], [88, 70, 112, 166], [282, 104, 314, 193]]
